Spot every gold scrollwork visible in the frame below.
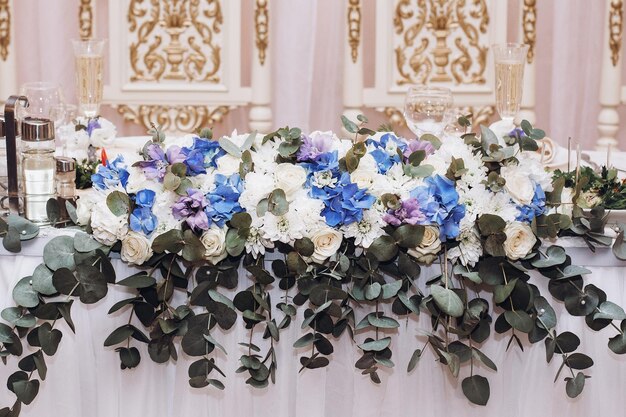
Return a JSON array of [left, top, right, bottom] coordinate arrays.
[[383, 105, 495, 128], [609, 0, 623, 66], [117, 104, 230, 132], [78, 0, 94, 40], [255, 0, 269, 65], [393, 0, 488, 85], [347, 0, 361, 63], [0, 0, 10, 61], [522, 0, 536, 64], [128, 0, 223, 82]]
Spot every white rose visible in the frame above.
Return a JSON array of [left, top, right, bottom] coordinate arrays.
[[357, 154, 379, 172], [503, 222, 536, 260], [309, 228, 343, 264], [90, 202, 129, 246], [75, 191, 99, 225], [90, 119, 117, 148], [120, 232, 153, 265], [501, 165, 535, 205], [350, 168, 377, 190], [407, 226, 441, 265], [125, 166, 163, 194], [200, 225, 228, 265], [216, 154, 241, 176], [274, 164, 307, 200]]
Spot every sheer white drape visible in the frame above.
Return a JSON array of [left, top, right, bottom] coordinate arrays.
[[7, 1, 626, 146]]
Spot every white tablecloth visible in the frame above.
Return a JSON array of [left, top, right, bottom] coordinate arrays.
[[0, 233, 625, 417]]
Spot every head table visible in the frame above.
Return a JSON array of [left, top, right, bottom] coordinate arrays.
[[0, 228, 624, 417]]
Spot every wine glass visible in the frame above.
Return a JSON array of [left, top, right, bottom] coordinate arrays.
[[492, 43, 529, 125], [19, 81, 64, 120], [72, 39, 106, 117], [443, 108, 469, 138], [404, 86, 453, 138]]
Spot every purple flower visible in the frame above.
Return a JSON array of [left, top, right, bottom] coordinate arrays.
[[87, 118, 101, 137], [172, 189, 210, 231], [166, 145, 187, 164], [136, 144, 169, 181], [403, 139, 436, 160], [383, 198, 426, 226], [297, 133, 335, 162]]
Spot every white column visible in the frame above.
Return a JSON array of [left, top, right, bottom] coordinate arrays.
[[342, 0, 363, 137], [0, 0, 17, 102], [517, 0, 536, 125], [597, 0, 622, 150], [249, 0, 272, 133]]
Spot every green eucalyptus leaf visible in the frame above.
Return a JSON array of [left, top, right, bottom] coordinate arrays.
[[367, 314, 400, 329], [293, 333, 315, 348], [3, 228, 20, 253], [12, 277, 39, 308], [369, 235, 398, 262], [359, 337, 391, 352], [1, 308, 36, 328], [43, 236, 76, 271], [218, 137, 243, 158], [504, 310, 534, 333], [5, 215, 39, 240], [462, 375, 490, 406], [594, 301, 626, 321], [431, 285, 464, 317], [565, 372, 586, 398], [116, 274, 156, 288], [12, 379, 40, 405], [106, 191, 130, 216]]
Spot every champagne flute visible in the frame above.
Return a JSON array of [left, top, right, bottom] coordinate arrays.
[[492, 43, 529, 125], [72, 39, 106, 117], [403, 86, 453, 138]]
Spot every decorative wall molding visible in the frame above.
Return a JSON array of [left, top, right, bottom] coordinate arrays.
[[609, 0, 623, 66], [255, 0, 269, 65], [116, 104, 230, 133], [522, 0, 536, 64], [0, 0, 10, 61], [347, 0, 361, 64], [78, 0, 94, 40]]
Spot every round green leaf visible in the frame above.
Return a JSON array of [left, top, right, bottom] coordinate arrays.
[[106, 191, 130, 216], [504, 310, 534, 333], [43, 236, 76, 271], [3, 228, 21, 253], [12, 277, 39, 308], [74, 231, 105, 253], [431, 285, 464, 318], [554, 331, 580, 354], [5, 215, 39, 240], [32, 264, 56, 295], [116, 274, 156, 289], [565, 372, 585, 398], [369, 235, 398, 262], [462, 375, 490, 406], [359, 337, 391, 352], [1, 308, 36, 328]]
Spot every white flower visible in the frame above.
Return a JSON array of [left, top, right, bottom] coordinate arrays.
[[75, 191, 99, 225], [309, 228, 343, 264], [224, 130, 250, 148], [503, 222, 536, 260], [357, 154, 379, 172], [200, 225, 228, 265], [577, 191, 602, 209], [517, 152, 553, 192], [120, 232, 153, 265], [245, 215, 274, 258], [90, 201, 129, 246], [63, 128, 90, 161], [261, 210, 305, 244], [342, 209, 385, 248], [216, 154, 241, 176], [164, 134, 194, 149], [500, 164, 535, 205], [274, 163, 307, 201], [152, 191, 182, 237], [239, 171, 275, 210], [125, 166, 163, 194], [350, 168, 377, 191], [407, 226, 441, 264], [290, 195, 325, 234], [485, 191, 518, 223], [89, 118, 117, 148], [448, 227, 483, 267], [189, 172, 216, 194], [311, 171, 337, 188]]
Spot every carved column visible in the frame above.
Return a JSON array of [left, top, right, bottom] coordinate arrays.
[[249, 0, 272, 133], [597, 0, 623, 150], [0, 0, 16, 102], [518, 0, 536, 125], [78, 0, 94, 40], [342, 0, 363, 137]]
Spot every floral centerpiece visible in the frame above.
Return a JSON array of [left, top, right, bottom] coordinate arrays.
[[1, 116, 626, 414]]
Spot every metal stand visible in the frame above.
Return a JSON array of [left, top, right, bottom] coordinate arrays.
[[3, 95, 29, 215]]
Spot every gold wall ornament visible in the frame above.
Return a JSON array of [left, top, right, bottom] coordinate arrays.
[[522, 0, 536, 64], [78, 0, 94, 40], [609, 0, 624, 66], [383, 107, 406, 126], [0, 0, 10, 61], [127, 0, 223, 83], [347, 0, 361, 63], [255, 0, 269, 65], [393, 0, 488, 86], [116, 104, 230, 132]]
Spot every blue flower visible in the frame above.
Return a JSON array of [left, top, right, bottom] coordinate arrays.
[[87, 118, 101, 137], [205, 174, 243, 227], [366, 133, 406, 174], [92, 155, 129, 190], [516, 185, 546, 223], [130, 207, 157, 235], [310, 172, 375, 227], [136, 144, 169, 181], [135, 189, 155, 208], [411, 175, 465, 241], [183, 149, 207, 176], [183, 137, 226, 175]]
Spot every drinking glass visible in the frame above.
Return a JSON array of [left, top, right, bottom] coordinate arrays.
[[72, 39, 106, 117], [492, 43, 529, 124], [19, 82, 64, 120], [443, 108, 468, 138], [404, 86, 453, 138], [50, 103, 78, 152]]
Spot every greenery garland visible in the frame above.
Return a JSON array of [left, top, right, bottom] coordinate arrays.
[[0, 118, 626, 416]]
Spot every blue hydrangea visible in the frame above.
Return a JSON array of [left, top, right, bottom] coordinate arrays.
[[181, 137, 226, 176], [366, 133, 406, 174], [205, 173, 244, 227], [310, 172, 376, 227], [411, 175, 465, 241], [516, 184, 546, 223], [129, 189, 157, 235], [92, 155, 129, 191]]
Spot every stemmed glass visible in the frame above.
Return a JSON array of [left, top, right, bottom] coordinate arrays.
[[404, 86, 453, 138], [19, 82, 64, 120], [72, 39, 106, 117], [492, 43, 529, 125]]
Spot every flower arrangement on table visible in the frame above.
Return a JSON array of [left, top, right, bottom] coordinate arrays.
[[552, 165, 626, 210], [2, 116, 626, 414]]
